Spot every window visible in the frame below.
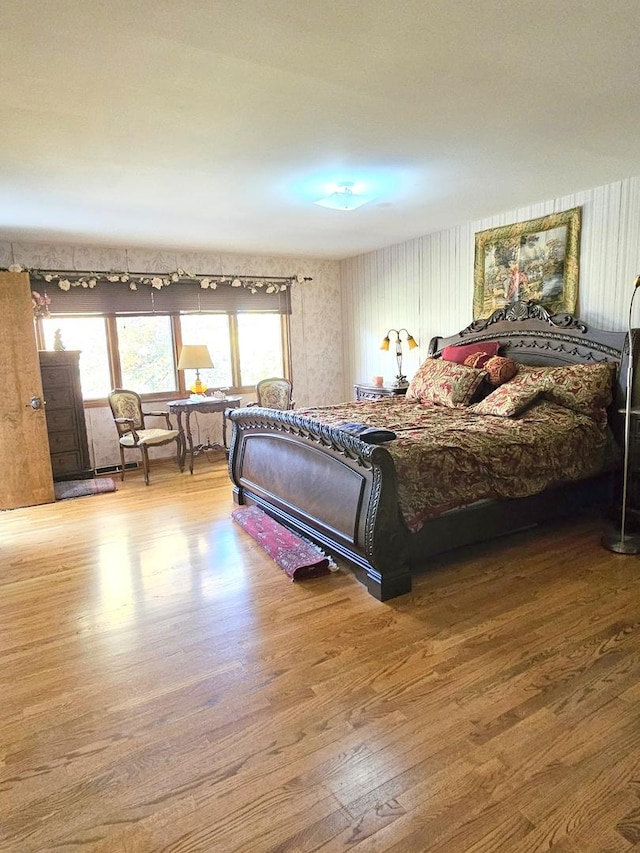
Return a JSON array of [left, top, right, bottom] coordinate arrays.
[[237, 313, 284, 386], [41, 317, 111, 399], [117, 316, 175, 394], [39, 311, 288, 401], [180, 314, 232, 389], [37, 277, 292, 402]]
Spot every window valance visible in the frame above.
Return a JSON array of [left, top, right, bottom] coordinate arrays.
[[7, 266, 310, 316]]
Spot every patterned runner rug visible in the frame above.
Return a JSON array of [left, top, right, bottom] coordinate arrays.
[[54, 478, 117, 501], [232, 505, 336, 581]]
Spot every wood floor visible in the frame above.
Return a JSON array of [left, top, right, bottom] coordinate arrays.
[[2, 458, 640, 852]]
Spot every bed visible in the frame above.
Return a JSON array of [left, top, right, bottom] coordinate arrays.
[[227, 300, 631, 600]]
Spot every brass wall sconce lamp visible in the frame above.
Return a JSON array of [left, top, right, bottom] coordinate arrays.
[[380, 328, 418, 388]]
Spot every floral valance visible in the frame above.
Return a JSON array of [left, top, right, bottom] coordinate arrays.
[[5, 265, 311, 318], [6, 264, 311, 294]]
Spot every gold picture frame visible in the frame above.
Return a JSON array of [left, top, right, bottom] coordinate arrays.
[[473, 207, 581, 320]]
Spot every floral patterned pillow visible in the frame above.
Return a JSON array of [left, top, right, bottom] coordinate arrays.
[[473, 361, 617, 420], [406, 359, 487, 407], [545, 363, 615, 413], [512, 362, 616, 414], [472, 384, 543, 417], [481, 355, 519, 386]]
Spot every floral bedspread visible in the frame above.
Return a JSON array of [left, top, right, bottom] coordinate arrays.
[[295, 398, 613, 534]]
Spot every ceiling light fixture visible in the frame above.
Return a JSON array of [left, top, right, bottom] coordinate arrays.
[[314, 182, 374, 211]]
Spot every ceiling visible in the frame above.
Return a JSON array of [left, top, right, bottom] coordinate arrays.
[[1, 0, 639, 261]]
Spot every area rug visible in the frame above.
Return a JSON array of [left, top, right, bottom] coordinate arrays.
[[232, 505, 336, 580], [54, 478, 117, 501]]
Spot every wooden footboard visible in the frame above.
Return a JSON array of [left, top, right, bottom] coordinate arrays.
[[226, 407, 413, 600], [228, 303, 628, 602], [227, 406, 616, 602]]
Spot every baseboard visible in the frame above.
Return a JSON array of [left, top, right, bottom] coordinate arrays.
[[94, 462, 139, 475]]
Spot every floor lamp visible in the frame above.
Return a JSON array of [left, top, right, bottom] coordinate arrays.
[[602, 274, 640, 554]]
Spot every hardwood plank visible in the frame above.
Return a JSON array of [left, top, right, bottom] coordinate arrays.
[[2, 460, 640, 851]]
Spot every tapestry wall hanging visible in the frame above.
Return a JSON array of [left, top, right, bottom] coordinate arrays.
[[473, 206, 581, 320]]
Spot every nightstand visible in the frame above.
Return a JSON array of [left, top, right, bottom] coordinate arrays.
[[354, 383, 408, 401]]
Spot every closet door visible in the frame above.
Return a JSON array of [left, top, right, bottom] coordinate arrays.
[[0, 271, 55, 509]]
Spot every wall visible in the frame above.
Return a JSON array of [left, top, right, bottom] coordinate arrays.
[[0, 241, 343, 470], [6, 175, 638, 469], [341, 176, 640, 389]]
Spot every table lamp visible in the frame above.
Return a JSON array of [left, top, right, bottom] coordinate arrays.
[[380, 328, 418, 388], [177, 344, 214, 396]]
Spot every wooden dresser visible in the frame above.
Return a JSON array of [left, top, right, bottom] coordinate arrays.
[[39, 350, 92, 481]]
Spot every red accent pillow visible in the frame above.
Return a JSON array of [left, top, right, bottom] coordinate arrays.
[[441, 340, 500, 368]]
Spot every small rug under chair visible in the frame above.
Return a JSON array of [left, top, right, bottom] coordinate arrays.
[[232, 505, 337, 581], [54, 478, 117, 501]]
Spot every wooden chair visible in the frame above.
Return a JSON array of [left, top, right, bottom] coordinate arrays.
[[255, 377, 295, 410], [108, 389, 184, 485]]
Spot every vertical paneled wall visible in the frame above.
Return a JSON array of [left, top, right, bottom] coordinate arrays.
[[341, 240, 423, 391], [341, 175, 640, 391]]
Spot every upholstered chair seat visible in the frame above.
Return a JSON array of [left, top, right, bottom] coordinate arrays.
[[108, 388, 184, 485], [118, 427, 181, 447]]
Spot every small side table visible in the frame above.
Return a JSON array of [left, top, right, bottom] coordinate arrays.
[[167, 396, 242, 474], [354, 383, 408, 402]]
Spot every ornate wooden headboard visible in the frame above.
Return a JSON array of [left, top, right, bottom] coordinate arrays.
[[428, 300, 630, 416]]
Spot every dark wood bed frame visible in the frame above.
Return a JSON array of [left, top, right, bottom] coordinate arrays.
[[227, 301, 630, 601]]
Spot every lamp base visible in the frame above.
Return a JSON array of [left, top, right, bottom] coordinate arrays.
[[190, 379, 207, 395], [392, 376, 409, 389], [601, 532, 640, 554]]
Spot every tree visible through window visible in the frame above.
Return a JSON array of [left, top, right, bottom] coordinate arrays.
[[39, 311, 289, 400], [35, 273, 291, 399], [117, 316, 175, 394]]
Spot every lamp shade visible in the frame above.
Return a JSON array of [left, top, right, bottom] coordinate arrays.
[[177, 344, 213, 370]]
